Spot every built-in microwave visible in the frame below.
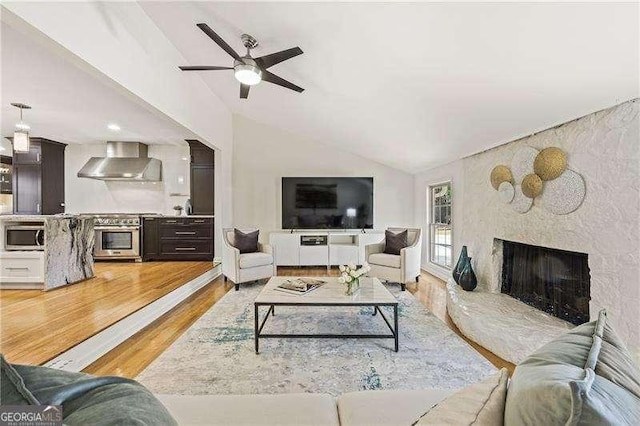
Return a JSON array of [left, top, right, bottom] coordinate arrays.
[[5, 223, 45, 250]]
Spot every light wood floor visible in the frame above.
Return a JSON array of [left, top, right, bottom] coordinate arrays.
[[84, 267, 514, 378], [0, 261, 215, 365]]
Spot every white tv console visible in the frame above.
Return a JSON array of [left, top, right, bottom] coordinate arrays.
[[269, 230, 384, 267]]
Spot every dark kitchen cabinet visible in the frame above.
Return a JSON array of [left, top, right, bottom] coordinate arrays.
[[142, 216, 214, 261], [142, 217, 160, 261], [0, 156, 12, 194], [13, 164, 41, 214], [12, 138, 66, 215], [13, 143, 41, 165], [186, 140, 214, 216]]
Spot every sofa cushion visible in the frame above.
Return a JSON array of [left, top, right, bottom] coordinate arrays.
[[368, 253, 401, 268], [1, 356, 176, 425], [504, 310, 640, 426], [1, 355, 39, 405], [337, 388, 454, 426], [157, 393, 339, 426], [384, 229, 408, 255], [234, 228, 259, 254], [239, 252, 274, 269], [413, 369, 508, 425]]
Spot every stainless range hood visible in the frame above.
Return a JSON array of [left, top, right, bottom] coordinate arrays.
[[77, 142, 162, 181]]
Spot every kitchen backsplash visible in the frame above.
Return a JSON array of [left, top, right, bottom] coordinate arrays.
[[65, 143, 191, 214]]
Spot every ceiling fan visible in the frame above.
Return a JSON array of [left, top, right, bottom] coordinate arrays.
[[179, 23, 304, 99]]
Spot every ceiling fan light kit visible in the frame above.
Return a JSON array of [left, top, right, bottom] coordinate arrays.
[[234, 58, 262, 86], [180, 24, 304, 99]]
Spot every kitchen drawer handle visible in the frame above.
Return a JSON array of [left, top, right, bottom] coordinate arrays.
[[6, 267, 30, 270], [164, 220, 178, 223], [194, 220, 206, 223], [175, 247, 196, 251], [175, 231, 196, 235]]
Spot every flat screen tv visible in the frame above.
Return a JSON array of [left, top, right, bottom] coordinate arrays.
[[282, 177, 374, 229]]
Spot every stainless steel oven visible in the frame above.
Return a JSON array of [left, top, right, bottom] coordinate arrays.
[[5, 223, 45, 251], [93, 215, 141, 261]]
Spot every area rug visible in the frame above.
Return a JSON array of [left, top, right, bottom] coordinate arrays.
[[137, 281, 496, 396]]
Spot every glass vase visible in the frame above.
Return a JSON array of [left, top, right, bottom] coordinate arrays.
[[345, 278, 360, 296], [453, 245, 469, 284], [458, 257, 478, 291]]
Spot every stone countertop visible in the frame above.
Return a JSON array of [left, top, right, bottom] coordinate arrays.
[[0, 215, 95, 290], [43, 217, 94, 290], [0, 214, 92, 221], [139, 214, 214, 218]]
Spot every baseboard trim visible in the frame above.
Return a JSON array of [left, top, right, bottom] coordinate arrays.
[[44, 265, 221, 372], [421, 264, 450, 282]]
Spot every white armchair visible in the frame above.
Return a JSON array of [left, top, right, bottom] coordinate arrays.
[[222, 228, 276, 291], [365, 228, 422, 291]]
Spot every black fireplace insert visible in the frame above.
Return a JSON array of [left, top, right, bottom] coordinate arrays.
[[501, 240, 590, 325]]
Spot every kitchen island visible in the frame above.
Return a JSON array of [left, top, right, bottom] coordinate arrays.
[[0, 215, 94, 290]]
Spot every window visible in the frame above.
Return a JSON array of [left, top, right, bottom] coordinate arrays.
[[429, 182, 452, 269]]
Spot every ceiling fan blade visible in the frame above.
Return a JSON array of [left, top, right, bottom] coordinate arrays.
[[240, 84, 250, 99], [196, 23, 241, 61], [255, 47, 303, 69], [261, 70, 304, 93], [179, 66, 233, 71]]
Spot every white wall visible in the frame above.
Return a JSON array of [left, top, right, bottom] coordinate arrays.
[[415, 99, 640, 358], [3, 2, 232, 257], [233, 115, 415, 238], [65, 143, 190, 215]]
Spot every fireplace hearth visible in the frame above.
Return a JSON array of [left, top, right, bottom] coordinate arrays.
[[500, 240, 590, 325]]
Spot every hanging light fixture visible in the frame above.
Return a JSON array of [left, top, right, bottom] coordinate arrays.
[[11, 103, 31, 153]]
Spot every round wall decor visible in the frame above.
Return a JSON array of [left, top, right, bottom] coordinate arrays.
[[521, 173, 543, 198], [511, 146, 539, 183], [539, 169, 585, 215], [534, 147, 567, 181], [511, 184, 533, 214], [498, 181, 515, 204], [490, 165, 513, 190]]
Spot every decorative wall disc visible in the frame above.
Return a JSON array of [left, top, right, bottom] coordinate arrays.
[[521, 173, 543, 198], [534, 147, 567, 181], [511, 146, 539, 183], [511, 184, 533, 214], [539, 169, 585, 215], [498, 181, 515, 204], [490, 165, 513, 190]]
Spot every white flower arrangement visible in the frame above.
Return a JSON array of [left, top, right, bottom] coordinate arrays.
[[337, 262, 371, 285]]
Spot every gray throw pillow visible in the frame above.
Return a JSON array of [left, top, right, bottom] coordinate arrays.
[[384, 229, 408, 255], [2, 357, 177, 425], [234, 228, 259, 254], [504, 310, 640, 426], [1, 355, 40, 405]]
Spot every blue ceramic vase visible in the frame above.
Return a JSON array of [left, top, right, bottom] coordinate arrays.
[[452, 246, 469, 284], [458, 257, 477, 291]]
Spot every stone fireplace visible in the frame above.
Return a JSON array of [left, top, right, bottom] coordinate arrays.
[[425, 99, 639, 363], [499, 239, 590, 326]]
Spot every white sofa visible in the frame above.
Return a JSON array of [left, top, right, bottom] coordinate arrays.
[[222, 228, 277, 291], [157, 388, 454, 426], [365, 228, 422, 291]]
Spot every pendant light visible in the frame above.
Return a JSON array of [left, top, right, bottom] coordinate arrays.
[[11, 103, 31, 153]]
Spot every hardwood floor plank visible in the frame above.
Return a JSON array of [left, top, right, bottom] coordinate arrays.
[[84, 267, 514, 378], [0, 261, 215, 365], [84, 277, 233, 377]]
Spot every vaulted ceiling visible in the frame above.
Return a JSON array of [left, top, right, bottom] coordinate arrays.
[[1, 20, 197, 146], [141, 1, 638, 172]]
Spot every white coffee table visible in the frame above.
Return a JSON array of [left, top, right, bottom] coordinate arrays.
[[254, 276, 399, 353]]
